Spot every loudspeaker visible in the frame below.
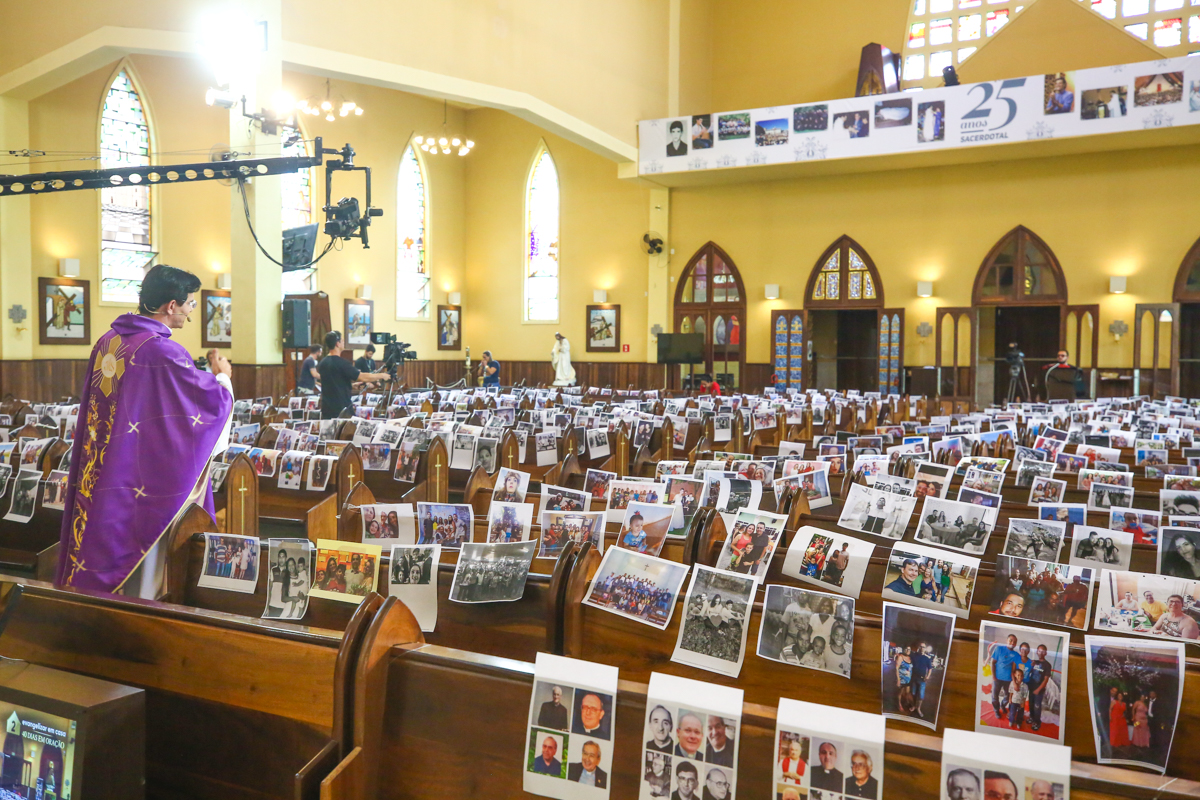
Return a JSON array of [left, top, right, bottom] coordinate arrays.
[[282, 299, 311, 348]]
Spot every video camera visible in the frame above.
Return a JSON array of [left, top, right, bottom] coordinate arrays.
[[1005, 343, 1025, 376], [370, 331, 417, 379]]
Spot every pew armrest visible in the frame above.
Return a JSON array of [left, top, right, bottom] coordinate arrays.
[[319, 746, 367, 800], [295, 739, 340, 800]]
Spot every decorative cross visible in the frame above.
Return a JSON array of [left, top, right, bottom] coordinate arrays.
[[190, 414, 203, 427], [7, 305, 26, 324], [133, 486, 146, 498], [127, 421, 139, 434], [347, 464, 356, 487], [237, 476, 248, 533]]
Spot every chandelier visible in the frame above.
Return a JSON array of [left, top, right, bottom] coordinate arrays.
[[295, 78, 363, 123], [416, 100, 473, 156]]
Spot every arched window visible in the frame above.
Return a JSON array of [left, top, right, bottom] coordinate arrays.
[[673, 242, 746, 389], [99, 67, 155, 304], [281, 126, 316, 295], [973, 226, 1067, 305], [1172, 235, 1200, 302], [805, 235, 884, 308], [395, 145, 430, 318], [524, 145, 559, 322]]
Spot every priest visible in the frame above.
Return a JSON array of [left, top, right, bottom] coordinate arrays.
[[57, 265, 234, 596], [551, 331, 576, 386]]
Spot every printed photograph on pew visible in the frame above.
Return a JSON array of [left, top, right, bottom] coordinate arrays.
[[389, 543, 439, 631], [1085, 635, 1184, 774], [306, 455, 334, 491], [42, 469, 68, 511], [640, 673, 742, 800], [882, 542, 979, 620], [1069, 525, 1132, 570], [362, 502, 415, 542], [940, 729, 1071, 800], [310, 539, 382, 604], [756, 585, 853, 678], [417, 502, 473, 549], [263, 538, 312, 620], [666, 476, 703, 534], [197, 532, 260, 594], [976, 620, 1069, 745], [990, 556, 1094, 631], [774, 700, 885, 800], [582, 547, 689, 630], [449, 539, 538, 603], [1026, 475, 1066, 506], [1093, 569, 1200, 641], [781, 525, 873, 600], [617, 503, 675, 558], [584, 469, 616, 501], [714, 510, 787, 583], [672, 566, 755, 678], [880, 602, 955, 730], [838, 483, 915, 541], [494, 467, 531, 504], [1003, 518, 1067, 562], [538, 510, 603, 558], [277, 450, 308, 490]]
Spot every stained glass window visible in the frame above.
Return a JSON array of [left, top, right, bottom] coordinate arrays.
[[811, 238, 881, 305], [1124, 0, 1150, 14], [1092, 0, 1118, 17], [909, 22, 927, 46], [524, 147, 559, 322], [1126, 21, 1149, 36], [281, 128, 317, 295], [100, 69, 155, 304], [904, 0, 1032, 88], [986, 9, 1010, 33], [958, 13, 983, 38], [1155, 16, 1184, 44], [1157, 0, 1184, 9], [930, 17, 955, 43], [930, 0, 954, 11], [904, 54, 926, 80], [1191, 14, 1200, 41], [930, 50, 954, 74], [395, 145, 430, 318]]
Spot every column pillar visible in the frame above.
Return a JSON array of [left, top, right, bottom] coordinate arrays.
[[229, 1, 283, 366], [0, 97, 34, 361], [646, 188, 670, 363]]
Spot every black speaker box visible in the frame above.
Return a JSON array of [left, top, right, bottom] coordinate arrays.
[[282, 298, 311, 348]]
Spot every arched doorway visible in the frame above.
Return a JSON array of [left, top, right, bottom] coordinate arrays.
[[962, 226, 1095, 403], [780, 236, 902, 394], [1170, 236, 1200, 397], [673, 242, 746, 391]]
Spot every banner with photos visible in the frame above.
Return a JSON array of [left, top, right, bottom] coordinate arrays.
[[639, 56, 1200, 177]]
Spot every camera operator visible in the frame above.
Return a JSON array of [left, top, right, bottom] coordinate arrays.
[[478, 350, 501, 388], [318, 330, 391, 419], [297, 344, 322, 394], [354, 344, 377, 373], [1043, 349, 1080, 401]]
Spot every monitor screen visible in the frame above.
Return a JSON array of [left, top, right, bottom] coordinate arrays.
[[0, 701, 77, 799], [282, 223, 319, 271], [656, 333, 705, 364]]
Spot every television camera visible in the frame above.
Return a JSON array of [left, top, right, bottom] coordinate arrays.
[[370, 331, 417, 380], [1005, 341, 1031, 403]]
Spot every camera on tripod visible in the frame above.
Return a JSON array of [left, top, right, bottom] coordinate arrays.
[[1004, 341, 1030, 403], [370, 331, 417, 379], [1005, 343, 1025, 377]]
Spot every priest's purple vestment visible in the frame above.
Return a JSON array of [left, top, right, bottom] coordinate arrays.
[[57, 313, 233, 593]]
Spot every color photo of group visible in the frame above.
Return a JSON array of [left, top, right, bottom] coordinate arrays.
[[582, 548, 689, 629], [309, 540, 381, 604], [198, 532, 260, 593]]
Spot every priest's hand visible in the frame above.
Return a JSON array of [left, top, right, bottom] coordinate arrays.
[[206, 349, 232, 378]]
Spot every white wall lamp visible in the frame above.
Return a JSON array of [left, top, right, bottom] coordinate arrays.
[[593, 290, 608, 303], [1109, 276, 1127, 294], [216, 273, 232, 290], [448, 291, 462, 306], [916, 281, 933, 298], [764, 284, 780, 300], [356, 284, 373, 299], [57, 258, 80, 278]]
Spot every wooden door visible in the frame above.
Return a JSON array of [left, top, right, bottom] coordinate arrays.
[[1061, 304, 1099, 399], [935, 307, 975, 404], [1132, 303, 1180, 398]]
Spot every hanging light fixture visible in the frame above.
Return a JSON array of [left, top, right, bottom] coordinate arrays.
[[294, 78, 364, 123], [415, 99, 474, 156]]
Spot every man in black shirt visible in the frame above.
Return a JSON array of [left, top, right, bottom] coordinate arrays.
[[354, 344, 377, 373], [297, 344, 321, 393], [318, 330, 390, 419]]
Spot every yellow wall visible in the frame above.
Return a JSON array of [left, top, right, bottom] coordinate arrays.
[[26, 55, 467, 362], [462, 109, 653, 363], [668, 142, 1200, 370]]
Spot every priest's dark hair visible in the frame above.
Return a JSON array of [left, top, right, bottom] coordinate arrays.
[[139, 264, 202, 315]]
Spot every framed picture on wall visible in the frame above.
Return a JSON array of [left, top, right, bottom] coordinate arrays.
[[345, 298, 374, 347], [438, 305, 461, 351], [201, 289, 232, 349], [586, 304, 620, 353], [38, 277, 89, 345]]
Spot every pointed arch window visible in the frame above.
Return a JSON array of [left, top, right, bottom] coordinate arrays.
[[673, 242, 747, 389], [281, 127, 317, 295], [99, 68, 155, 304], [805, 236, 884, 308], [524, 146, 559, 322], [396, 145, 430, 318], [973, 226, 1067, 305]]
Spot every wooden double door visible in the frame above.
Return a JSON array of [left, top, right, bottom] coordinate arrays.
[[772, 308, 904, 395]]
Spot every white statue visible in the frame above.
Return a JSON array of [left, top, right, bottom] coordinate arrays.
[[551, 332, 576, 386]]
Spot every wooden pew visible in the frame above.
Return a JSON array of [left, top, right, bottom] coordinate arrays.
[[0, 438, 71, 581], [0, 579, 384, 799]]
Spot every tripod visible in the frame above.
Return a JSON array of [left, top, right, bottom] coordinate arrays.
[[1005, 361, 1031, 404]]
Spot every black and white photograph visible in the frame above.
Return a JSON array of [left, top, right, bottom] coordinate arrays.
[[1016, 458, 1056, 490], [1088, 482, 1134, 512], [1027, 475, 1066, 506], [781, 525, 874, 599], [389, 544, 440, 631], [586, 428, 611, 460], [756, 585, 854, 678], [1093, 569, 1200, 642], [1158, 527, 1200, 578], [1002, 518, 1067, 562], [873, 474, 916, 497], [449, 539, 538, 603], [914, 496, 999, 554], [1085, 635, 1184, 773], [990, 555, 1094, 631], [307, 455, 334, 491], [1160, 489, 1200, 518], [715, 477, 761, 518], [535, 431, 558, 467], [1070, 526, 1133, 570], [474, 437, 498, 474], [198, 532, 260, 594], [263, 538, 312, 619], [713, 414, 732, 442], [582, 547, 690, 630], [882, 542, 979, 619], [3, 468, 40, 523], [486, 501, 534, 543], [880, 602, 954, 730], [672, 565, 755, 677], [837, 483, 915, 539], [493, 467, 531, 503], [451, 432, 478, 471], [42, 469, 68, 511]]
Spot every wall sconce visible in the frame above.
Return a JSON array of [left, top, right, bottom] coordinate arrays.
[[356, 285, 373, 300], [1109, 319, 1128, 341], [57, 258, 80, 278], [1109, 276, 1127, 294], [916, 281, 933, 298], [216, 273, 232, 290], [448, 291, 462, 306], [764, 284, 780, 300], [593, 290, 608, 303], [916, 321, 933, 338]]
